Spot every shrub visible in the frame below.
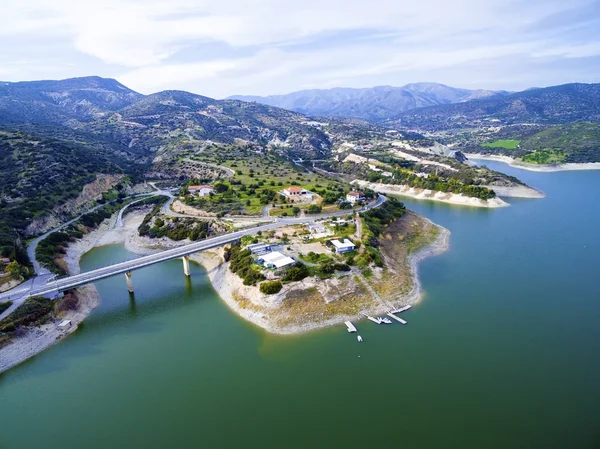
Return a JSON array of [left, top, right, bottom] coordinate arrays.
[[260, 280, 283, 294], [243, 269, 266, 286], [282, 262, 310, 282]]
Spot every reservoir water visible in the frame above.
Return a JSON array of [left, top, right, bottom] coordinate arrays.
[[1, 162, 599, 449]]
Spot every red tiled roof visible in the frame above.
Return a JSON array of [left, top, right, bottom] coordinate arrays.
[[286, 186, 303, 193], [188, 185, 214, 190], [348, 191, 364, 197]]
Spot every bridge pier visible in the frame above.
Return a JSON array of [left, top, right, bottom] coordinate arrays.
[[182, 256, 191, 277], [125, 271, 134, 293]]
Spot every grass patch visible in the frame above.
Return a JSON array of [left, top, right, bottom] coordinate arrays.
[[0, 301, 13, 314], [482, 139, 520, 150], [0, 296, 54, 333], [274, 281, 374, 326], [521, 151, 566, 165]]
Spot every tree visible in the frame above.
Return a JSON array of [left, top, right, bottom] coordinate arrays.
[[5, 260, 21, 280], [260, 280, 283, 294]]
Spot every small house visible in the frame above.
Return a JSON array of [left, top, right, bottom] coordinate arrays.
[[282, 186, 307, 198], [58, 319, 71, 329], [330, 239, 356, 254], [258, 251, 296, 269], [188, 185, 214, 197], [0, 257, 10, 265], [346, 191, 365, 204]]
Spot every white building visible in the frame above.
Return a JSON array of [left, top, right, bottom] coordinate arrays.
[[259, 251, 296, 269], [282, 186, 308, 198], [346, 191, 365, 204], [330, 239, 356, 254], [188, 185, 214, 197], [247, 243, 272, 255]]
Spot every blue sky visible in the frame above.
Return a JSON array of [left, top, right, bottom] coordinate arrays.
[[1, 0, 599, 98]]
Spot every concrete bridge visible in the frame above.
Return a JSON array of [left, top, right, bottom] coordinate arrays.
[[1, 195, 387, 303], [0, 195, 386, 306]]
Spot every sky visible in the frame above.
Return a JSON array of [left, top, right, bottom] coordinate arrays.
[[1, 0, 599, 98]]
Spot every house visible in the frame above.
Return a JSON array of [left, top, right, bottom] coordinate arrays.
[[0, 257, 10, 265], [247, 243, 272, 255], [282, 186, 307, 198], [346, 191, 365, 204], [330, 239, 356, 254], [188, 185, 214, 197], [258, 251, 296, 269]]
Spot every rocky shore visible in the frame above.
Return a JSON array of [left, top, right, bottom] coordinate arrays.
[[465, 153, 600, 172]]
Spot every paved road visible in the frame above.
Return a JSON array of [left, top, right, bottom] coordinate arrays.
[[0, 194, 385, 317]]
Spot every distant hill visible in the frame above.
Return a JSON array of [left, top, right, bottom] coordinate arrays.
[[389, 83, 600, 130], [0, 76, 142, 123], [0, 77, 353, 160], [229, 83, 505, 122]]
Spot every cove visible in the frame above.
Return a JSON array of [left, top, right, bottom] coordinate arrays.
[[1, 162, 599, 449]]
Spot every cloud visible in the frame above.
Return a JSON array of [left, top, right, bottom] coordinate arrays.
[[2, 0, 599, 95]]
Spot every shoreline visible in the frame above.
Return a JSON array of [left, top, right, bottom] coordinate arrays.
[[0, 207, 450, 372], [352, 180, 509, 208], [465, 153, 600, 172], [193, 218, 451, 335]]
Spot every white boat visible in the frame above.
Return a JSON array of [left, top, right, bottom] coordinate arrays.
[[380, 317, 392, 324], [357, 335, 363, 342]]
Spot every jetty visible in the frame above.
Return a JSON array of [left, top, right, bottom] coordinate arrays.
[[386, 312, 407, 324], [390, 305, 411, 314], [345, 321, 357, 333]]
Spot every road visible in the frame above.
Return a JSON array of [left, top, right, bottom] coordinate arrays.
[[0, 195, 386, 318]]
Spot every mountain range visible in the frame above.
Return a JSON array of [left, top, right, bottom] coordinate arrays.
[[389, 83, 600, 130], [229, 83, 506, 122]]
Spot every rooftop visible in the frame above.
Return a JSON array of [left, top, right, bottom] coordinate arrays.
[[331, 239, 355, 249], [259, 251, 296, 269]]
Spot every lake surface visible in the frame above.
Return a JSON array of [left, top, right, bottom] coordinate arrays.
[[1, 162, 599, 449]]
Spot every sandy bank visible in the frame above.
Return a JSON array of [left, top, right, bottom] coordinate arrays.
[[482, 185, 545, 199], [465, 153, 600, 172], [0, 285, 99, 374], [352, 180, 508, 208]]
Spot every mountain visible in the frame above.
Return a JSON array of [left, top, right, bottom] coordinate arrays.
[[0, 77, 342, 160], [0, 76, 142, 124], [389, 83, 600, 130], [228, 83, 504, 122]]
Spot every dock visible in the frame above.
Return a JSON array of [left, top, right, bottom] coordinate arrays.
[[361, 312, 382, 324], [390, 305, 411, 314], [386, 312, 407, 324], [344, 321, 357, 333]]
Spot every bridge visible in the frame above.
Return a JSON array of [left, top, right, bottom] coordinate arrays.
[[0, 195, 386, 304]]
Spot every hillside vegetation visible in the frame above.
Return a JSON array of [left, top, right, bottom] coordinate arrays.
[[391, 83, 600, 130]]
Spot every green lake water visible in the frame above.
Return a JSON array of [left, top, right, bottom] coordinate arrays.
[[1, 161, 599, 449]]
